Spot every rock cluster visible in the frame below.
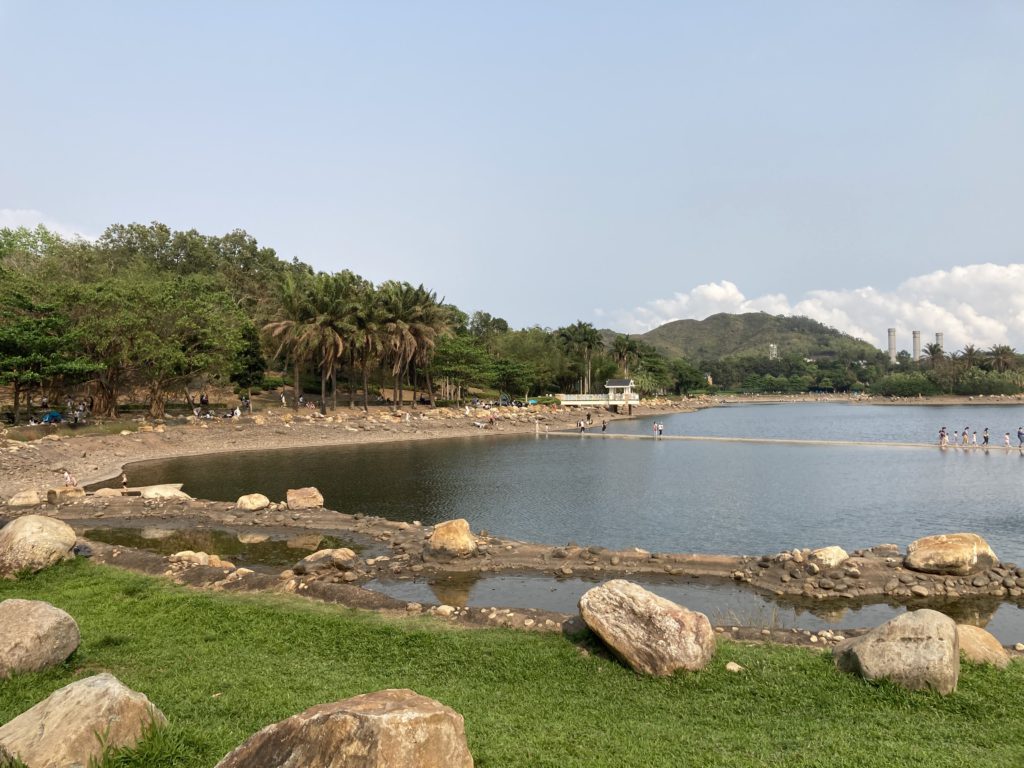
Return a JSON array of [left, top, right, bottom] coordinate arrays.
[[168, 550, 236, 569]]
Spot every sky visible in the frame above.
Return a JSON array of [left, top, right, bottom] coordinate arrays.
[[2, 2, 1023, 352]]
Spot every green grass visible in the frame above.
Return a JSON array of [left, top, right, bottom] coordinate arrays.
[[2, 561, 1023, 767]]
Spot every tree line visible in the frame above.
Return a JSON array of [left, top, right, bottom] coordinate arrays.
[[2, 222, 1021, 423]]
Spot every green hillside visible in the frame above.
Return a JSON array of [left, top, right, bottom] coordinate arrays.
[[636, 312, 880, 362]]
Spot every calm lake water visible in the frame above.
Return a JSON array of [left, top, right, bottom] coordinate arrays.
[[101, 402, 1024, 640]]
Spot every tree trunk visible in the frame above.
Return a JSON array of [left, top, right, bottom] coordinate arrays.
[[426, 368, 436, 407], [12, 381, 21, 424], [320, 367, 328, 415], [361, 346, 371, 413], [347, 349, 356, 408], [293, 360, 300, 410], [331, 366, 337, 411]]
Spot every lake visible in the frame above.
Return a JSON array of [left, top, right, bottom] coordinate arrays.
[[97, 401, 1024, 640], [116, 402, 1024, 561]]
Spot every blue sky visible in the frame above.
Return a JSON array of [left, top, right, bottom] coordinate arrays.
[[3, 2, 1023, 349]]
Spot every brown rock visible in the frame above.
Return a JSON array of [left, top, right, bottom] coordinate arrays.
[[140, 484, 192, 500], [7, 489, 41, 508], [214, 689, 473, 768], [833, 609, 959, 694], [428, 519, 478, 557], [0, 673, 167, 766], [93, 487, 123, 498], [957, 624, 1010, 669], [293, 548, 358, 575], [0, 599, 80, 679], [578, 579, 715, 676], [0, 515, 77, 579], [810, 546, 848, 568], [46, 486, 85, 505], [286, 487, 324, 510], [236, 493, 271, 511], [904, 533, 998, 576]]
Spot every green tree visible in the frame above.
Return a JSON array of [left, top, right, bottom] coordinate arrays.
[[264, 268, 318, 409], [986, 344, 1018, 373], [230, 322, 266, 410], [130, 275, 246, 417], [557, 321, 603, 394], [0, 270, 98, 422]]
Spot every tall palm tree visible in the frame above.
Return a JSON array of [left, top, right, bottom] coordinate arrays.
[[379, 281, 420, 410], [958, 344, 981, 369], [611, 334, 640, 377], [352, 282, 384, 412], [921, 342, 944, 369], [986, 344, 1018, 373], [558, 321, 603, 394], [307, 272, 355, 414], [263, 270, 316, 409], [408, 285, 451, 407]]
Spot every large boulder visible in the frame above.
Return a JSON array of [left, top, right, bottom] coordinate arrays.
[[904, 533, 998, 576], [428, 519, 477, 557], [0, 515, 77, 579], [293, 548, 358, 575], [578, 579, 715, 676], [957, 624, 1010, 669], [0, 673, 167, 766], [140, 484, 192, 501], [286, 487, 324, 510], [46, 487, 86, 505], [214, 689, 473, 768], [810, 546, 848, 568], [0, 599, 80, 678], [236, 493, 271, 511], [833, 609, 959, 694], [7, 489, 42, 508]]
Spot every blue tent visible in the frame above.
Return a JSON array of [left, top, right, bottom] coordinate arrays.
[[41, 410, 63, 424]]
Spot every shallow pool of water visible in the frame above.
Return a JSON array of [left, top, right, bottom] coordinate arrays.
[[366, 572, 1024, 644]]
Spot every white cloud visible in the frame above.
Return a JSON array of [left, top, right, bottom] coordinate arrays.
[[602, 264, 1024, 351], [0, 209, 95, 240]]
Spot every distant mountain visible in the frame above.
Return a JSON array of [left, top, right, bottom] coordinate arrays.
[[633, 312, 880, 362]]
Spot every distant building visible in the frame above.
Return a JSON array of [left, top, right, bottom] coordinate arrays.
[[768, 343, 778, 360]]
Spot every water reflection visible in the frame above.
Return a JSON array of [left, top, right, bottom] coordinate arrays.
[[367, 573, 1024, 644], [82, 527, 361, 568]]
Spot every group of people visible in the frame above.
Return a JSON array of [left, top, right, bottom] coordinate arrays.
[[652, 421, 664, 437], [938, 425, 1024, 449], [576, 414, 608, 433]]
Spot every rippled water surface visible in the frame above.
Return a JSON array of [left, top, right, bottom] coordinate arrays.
[[113, 402, 1024, 561]]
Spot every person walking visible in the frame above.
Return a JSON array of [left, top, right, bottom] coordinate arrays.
[[983, 428, 990, 446], [601, 419, 607, 433], [1018, 426, 1024, 448], [971, 431, 978, 447], [1005, 432, 1012, 448]]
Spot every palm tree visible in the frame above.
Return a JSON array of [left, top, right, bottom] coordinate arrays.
[[352, 283, 384, 412], [958, 344, 981, 369], [921, 342, 944, 369], [307, 272, 355, 414], [610, 334, 639, 377], [263, 270, 317, 409], [558, 321, 603, 394], [986, 344, 1018, 373]]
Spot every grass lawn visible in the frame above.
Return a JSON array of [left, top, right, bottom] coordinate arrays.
[[2, 560, 1023, 767]]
